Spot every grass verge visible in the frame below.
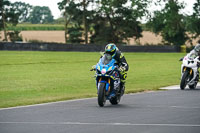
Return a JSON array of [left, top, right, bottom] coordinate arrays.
[[0, 51, 185, 108]]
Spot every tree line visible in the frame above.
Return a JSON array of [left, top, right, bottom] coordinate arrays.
[[0, 0, 200, 46], [0, 0, 53, 41], [58, 0, 200, 45]]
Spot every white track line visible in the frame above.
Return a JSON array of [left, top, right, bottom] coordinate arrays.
[[0, 122, 200, 127], [0, 97, 96, 111], [0, 92, 153, 111], [0, 83, 198, 111], [160, 83, 200, 90], [147, 105, 200, 109]]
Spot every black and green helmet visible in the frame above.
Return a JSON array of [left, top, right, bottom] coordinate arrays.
[[105, 43, 117, 56], [194, 44, 200, 52]]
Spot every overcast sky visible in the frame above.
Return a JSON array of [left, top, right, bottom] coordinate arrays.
[[10, 0, 196, 19]]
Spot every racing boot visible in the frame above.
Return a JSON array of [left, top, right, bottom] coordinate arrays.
[[196, 71, 199, 82], [119, 72, 127, 96], [120, 82, 125, 96]]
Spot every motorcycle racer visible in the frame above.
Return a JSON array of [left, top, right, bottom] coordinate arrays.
[[190, 42, 200, 58], [92, 43, 129, 94], [180, 42, 200, 90], [180, 41, 200, 62]]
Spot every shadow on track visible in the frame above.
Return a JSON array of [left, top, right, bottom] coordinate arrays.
[[183, 89, 200, 91], [95, 103, 134, 109], [181, 86, 200, 91]]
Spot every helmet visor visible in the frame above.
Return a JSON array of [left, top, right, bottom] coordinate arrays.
[[105, 51, 113, 55], [195, 44, 200, 52], [105, 49, 116, 56]]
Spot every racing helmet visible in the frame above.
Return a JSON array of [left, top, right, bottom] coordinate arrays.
[[194, 43, 200, 53], [105, 43, 117, 56]]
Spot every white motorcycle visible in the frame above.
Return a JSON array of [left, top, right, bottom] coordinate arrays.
[[180, 53, 199, 90]]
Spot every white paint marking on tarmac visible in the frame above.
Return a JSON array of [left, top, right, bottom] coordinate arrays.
[[0, 122, 200, 127], [147, 105, 200, 109], [0, 92, 155, 111], [160, 85, 180, 90], [0, 83, 199, 111], [169, 106, 200, 109], [0, 97, 96, 111], [160, 83, 200, 90]]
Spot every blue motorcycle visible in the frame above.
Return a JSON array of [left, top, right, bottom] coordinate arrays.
[[92, 54, 124, 107]]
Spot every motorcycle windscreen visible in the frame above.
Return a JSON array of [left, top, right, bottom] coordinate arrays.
[[188, 50, 198, 59], [101, 54, 112, 65]]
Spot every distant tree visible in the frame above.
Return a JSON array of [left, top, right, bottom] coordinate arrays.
[[11, 2, 32, 23], [90, 0, 150, 44], [53, 17, 65, 24], [58, 0, 93, 44], [28, 6, 54, 24], [0, 0, 20, 41], [67, 25, 84, 43], [58, 0, 150, 44], [82, 0, 88, 44], [7, 30, 22, 42], [58, 1, 78, 43], [147, 0, 187, 45], [184, 0, 200, 43]]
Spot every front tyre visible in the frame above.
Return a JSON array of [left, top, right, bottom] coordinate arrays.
[[180, 70, 190, 90], [98, 83, 106, 107]]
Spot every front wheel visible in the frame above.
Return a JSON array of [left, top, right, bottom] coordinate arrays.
[[180, 70, 190, 90], [98, 83, 106, 107]]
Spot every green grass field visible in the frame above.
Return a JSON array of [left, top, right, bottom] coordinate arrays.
[[0, 51, 185, 108]]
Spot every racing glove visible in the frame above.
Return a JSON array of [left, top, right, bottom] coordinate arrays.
[[119, 66, 126, 72], [90, 65, 96, 71]]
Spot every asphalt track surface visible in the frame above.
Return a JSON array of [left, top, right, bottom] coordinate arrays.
[[0, 87, 200, 133]]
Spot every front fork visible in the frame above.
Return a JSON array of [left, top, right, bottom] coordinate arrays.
[[181, 66, 198, 85], [96, 77, 111, 94]]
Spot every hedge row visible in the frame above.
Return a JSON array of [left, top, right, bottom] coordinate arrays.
[[7, 24, 65, 31]]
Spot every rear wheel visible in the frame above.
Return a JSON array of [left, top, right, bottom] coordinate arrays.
[[180, 70, 190, 90], [98, 83, 106, 107], [189, 84, 197, 89], [109, 95, 120, 105]]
